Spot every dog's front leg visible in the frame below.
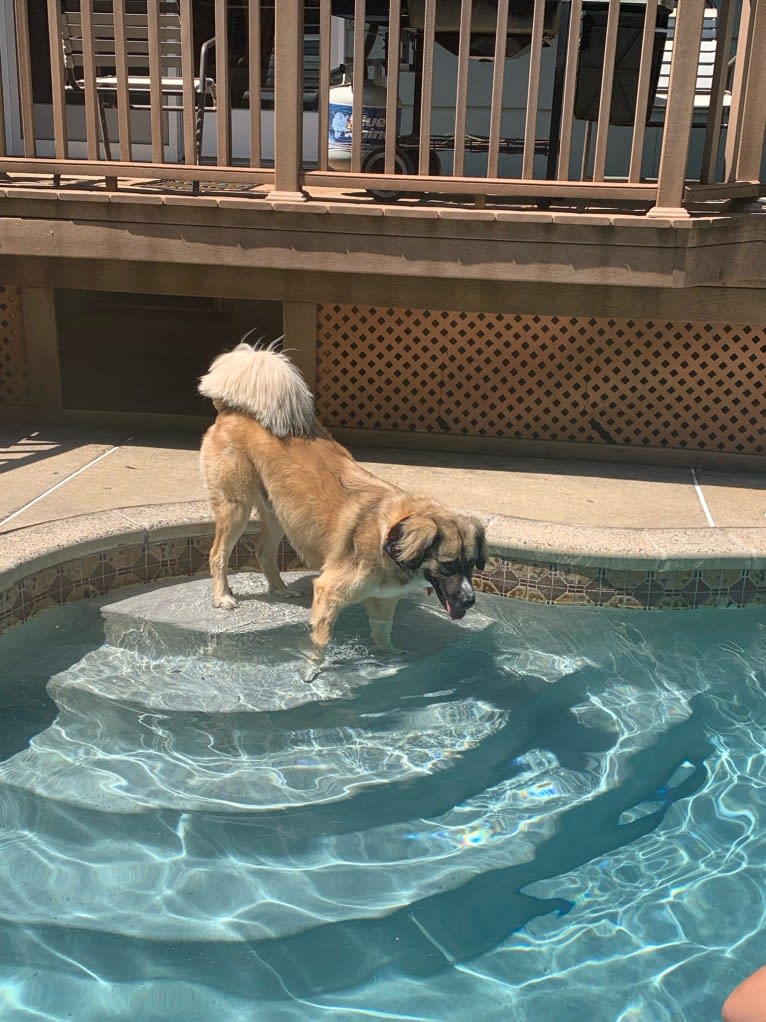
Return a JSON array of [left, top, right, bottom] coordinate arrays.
[[309, 569, 361, 653], [364, 596, 401, 651], [309, 592, 343, 652]]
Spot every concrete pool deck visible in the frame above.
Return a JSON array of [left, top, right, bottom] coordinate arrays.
[[1, 422, 765, 624]]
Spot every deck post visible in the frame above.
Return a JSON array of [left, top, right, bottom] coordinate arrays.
[[646, 0, 707, 218], [266, 0, 308, 202], [21, 288, 63, 409], [283, 302, 317, 392]]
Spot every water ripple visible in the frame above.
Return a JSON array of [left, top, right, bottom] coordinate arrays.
[[0, 589, 763, 1020]]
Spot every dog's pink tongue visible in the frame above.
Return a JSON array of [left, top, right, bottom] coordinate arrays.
[[446, 600, 453, 617]]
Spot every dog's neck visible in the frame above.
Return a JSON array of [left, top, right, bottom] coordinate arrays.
[[383, 517, 410, 571]]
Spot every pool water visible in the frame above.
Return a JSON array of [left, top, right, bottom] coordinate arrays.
[[0, 579, 764, 1021]]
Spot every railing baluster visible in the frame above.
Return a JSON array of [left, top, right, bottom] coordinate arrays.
[[351, 0, 366, 174], [112, 0, 131, 161], [522, 0, 546, 179], [13, 0, 36, 157], [487, 0, 509, 179], [728, 0, 766, 185], [0, 43, 6, 158], [248, 0, 263, 168], [592, 0, 620, 181], [723, 0, 752, 182], [316, 0, 331, 171], [628, 0, 658, 182], [699, 0, 734, 184], [79, 0, 102, 160], [147, 0, 163, 162], [648, 0, 707, 217], [46, 0, 68, 160], [215, 0, 230, 165], [418, 0, 436, 174], [179, 0, 195, 165], [556, 0, 583, 180], [384, 0, 402, 175], [452, 0, 473, 178]]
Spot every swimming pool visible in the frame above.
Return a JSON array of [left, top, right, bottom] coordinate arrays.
[[0, 574, 763, 1021]]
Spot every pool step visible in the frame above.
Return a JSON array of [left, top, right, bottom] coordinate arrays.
[[0, 781, 498, 942], [101, 571, 317, 659], [0, 591, 501, 815]]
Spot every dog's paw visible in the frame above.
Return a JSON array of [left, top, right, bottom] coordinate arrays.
[[213, 594, 239, 610], [303, 663, 322, 684], [376, 642, 405, 656], [269, 585, 300, 600]]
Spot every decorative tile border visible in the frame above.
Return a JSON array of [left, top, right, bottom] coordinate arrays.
[[1, 529, 765, 637], [0, 530, 295, 635], [474, 557, 766, 611]]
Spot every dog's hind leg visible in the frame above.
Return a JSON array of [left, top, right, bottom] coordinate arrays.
[[209, 495, 252, 610], [252, 492, 294, 597], [364, 596, 401, 651]]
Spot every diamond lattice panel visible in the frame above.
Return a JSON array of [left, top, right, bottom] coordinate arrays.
[[315, 306, 766, 454], [0, 285, 29, 405]]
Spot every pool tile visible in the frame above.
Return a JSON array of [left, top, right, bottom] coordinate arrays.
[[279, 541, 302, 571], [584, 578, 618, 606], [173, 537, 210, 575], [555, 566, 597, 589], [718, 568, 747, 595], [232, 536, 261, 571], [608, 592, 645, 610], [553, 591, 593, 606], [729, 576, 757, 607], [654, 595, 693, 610], [62, 578, 94, 605], [535, 571, 570, 603], [658, 568, 697, 591], [516, 582, 548, 604]]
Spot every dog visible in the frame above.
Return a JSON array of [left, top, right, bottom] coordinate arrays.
[[198, 340, 486, 652]]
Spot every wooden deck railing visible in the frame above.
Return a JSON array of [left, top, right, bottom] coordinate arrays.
[[0, 0, 764, 214]]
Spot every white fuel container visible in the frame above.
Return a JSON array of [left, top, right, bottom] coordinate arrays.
[[328, 61, 399, 171]]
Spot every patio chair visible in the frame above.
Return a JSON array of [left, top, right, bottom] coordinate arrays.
[[60, 0, 216, 163], [650, 5, 732, 128]]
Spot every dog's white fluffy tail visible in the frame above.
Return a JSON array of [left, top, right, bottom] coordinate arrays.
[[198, 342, 315, 437]]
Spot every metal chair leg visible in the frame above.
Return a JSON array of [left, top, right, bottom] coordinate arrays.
[[96, 96, 113, 162]]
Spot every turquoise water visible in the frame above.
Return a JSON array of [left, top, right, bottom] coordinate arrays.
[[0, 590, 764, 1020]]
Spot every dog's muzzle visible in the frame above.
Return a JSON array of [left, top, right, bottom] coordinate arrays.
[[426, 573, 475, 621], [450, 578, 476, 619]]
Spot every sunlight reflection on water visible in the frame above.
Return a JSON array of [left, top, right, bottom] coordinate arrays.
[[0, 580, 763, 1020]]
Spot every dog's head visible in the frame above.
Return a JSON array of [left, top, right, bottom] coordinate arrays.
[[384, 511, 487, 621]]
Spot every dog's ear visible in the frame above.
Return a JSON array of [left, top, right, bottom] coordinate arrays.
[[475, 524, 487, 571], [384, 515, 440, 571]]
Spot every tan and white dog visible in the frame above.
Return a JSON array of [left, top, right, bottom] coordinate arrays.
[[199, 341, 486, 651]]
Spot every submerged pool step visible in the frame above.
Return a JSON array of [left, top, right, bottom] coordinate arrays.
[[101, 571, 317, 660], [0, 780, 478, 942], [0, 724, 568, 944], [0, 617, 504, 815]]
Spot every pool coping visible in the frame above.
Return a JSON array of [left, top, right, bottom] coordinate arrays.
[[1, 500, 765, 633]]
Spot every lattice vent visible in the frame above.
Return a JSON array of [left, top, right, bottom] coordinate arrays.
[[315, 306, 766, 455], [0, 285, 29, 405]]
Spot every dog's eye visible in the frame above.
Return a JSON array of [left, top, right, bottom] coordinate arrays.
[[439, 562, 461, 576]]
